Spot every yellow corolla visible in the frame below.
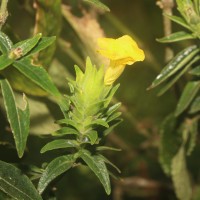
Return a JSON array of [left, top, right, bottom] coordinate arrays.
[[97, 35, 145, 85]]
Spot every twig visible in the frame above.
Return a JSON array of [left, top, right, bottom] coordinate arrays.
[[157, 0, 174, 62], [0, 0, 8, 29]]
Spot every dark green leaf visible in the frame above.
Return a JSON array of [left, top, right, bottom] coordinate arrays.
[[41, 139, 78, 153], [9, 33, 42, 59], [158, 56, 200, 95], [28, 36, 56, 57], [13, 58, 61, 97], [172, 146, 192, 200], [83, 0, 110, 12], [159, 114, 182, 175], [148, 45, 199, 89], [80, 150, 111, 194], [157, 31, 195, 43], [0, 32, 13, 53], [189, 65, 200, 75], [0, 160, 42, 200], [0, 54, 14, 70], [189, 95, 200, 113], [0, 79, 30, 158], [38, 155, 75, 194], [175, 81, 200, 116]]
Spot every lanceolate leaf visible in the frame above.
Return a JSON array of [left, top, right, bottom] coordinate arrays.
[[13, 58, 60, 97], [80, 150, 111, 195], [0, 54, 14, 70], [172, 146, 192, 200], [148, 45, 199, 89], [175, 81, 200, 116], [158, 56, 200, 96], [189, 65, 200, 76], [83, 0, 110, 12], [189, 96, 200, 113], [0, 160, 42, 200], [157, 31, 195, 43], [0, 32, 13, 53], [0, 78, 30, 158], [38, 155, 75, 195], [164, 14, 192, 31], [40, 139, 78, 153]]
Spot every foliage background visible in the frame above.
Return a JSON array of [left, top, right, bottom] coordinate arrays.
[[1, 0, 198, 199]]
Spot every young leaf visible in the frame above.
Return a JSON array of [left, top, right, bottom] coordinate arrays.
[[172, 146, 192, 200], [157, 31, 195, 43], [40, 139, 78, 153], [0, 78, 30, 158], [83, 0, 110, 12], [0, 160, 42, 200], [80, 150, 111, 195], [175, 81, 200, 116], [0, 32, 13, 53], [13, 58, 61, 97], [38, 155, 75, 195], [148, 45, 199, 89], [52, 127, 79, 136], [87, 130, 98, 145]]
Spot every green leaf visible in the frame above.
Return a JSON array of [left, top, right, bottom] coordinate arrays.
[[27, 36, 56, 57], [0, 32, 13, 53], [52, 127, 79, 136], [148, 45, 199, 89], [158, 56, 200, 96], [80, 150, 111, 195], [172, 146, 192, 200], [164, 14, 192, 31], [40, 139, 78, 153], [9, 33, 42, 59], [187, 118, 198, 155], [83, 0, 110, 12], [106, 102, 121, 117], [87, 130, 98, 145], [175, 81, 200, 116], [189, 95, 200, 113], [189, 65, 200, 75], [13, 58, 60, 97], [0, 54, 14, 70], [0, 160, 42, 200], [96, 146, 121, 152], [38, 155, 75, 195], [91, 119, 109, 128], [159, 114, 182, 175], [0, 78, 30, 158], [157, 31, 195, 43]]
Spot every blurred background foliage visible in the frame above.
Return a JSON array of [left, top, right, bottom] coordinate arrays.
[[1, 0, 198, 199]]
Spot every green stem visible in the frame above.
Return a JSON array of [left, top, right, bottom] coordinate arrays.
[[0, 0, 8, 29]]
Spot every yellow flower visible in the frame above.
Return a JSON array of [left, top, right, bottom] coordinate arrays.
[[97, 35, 145, 85]]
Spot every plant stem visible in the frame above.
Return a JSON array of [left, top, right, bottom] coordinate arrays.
[[0, 0, 8, 29]]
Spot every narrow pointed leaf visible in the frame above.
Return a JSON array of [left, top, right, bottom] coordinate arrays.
[[52, 127, 79, 136], [189, 65, 200, 76], [0, 160, 42, 200], [0, 79, 30, 158], [38, 155, 75, 195], [80, 150, 111, 194], [164, 14, 192, 30], [9, 33, 42, 59], [175, 81, 200, 116], [96, 146, 121, 152], [157, 31, 195, 43], [87, 130, 98, 145], [83, 0, 110, 11], [0, 32, 13, 53], [41, 139, 78, 153], [189, 96, 200, 113], [0, 54, 14, 70], [13, 58, 60, 97], [148, 45, 199, 89]]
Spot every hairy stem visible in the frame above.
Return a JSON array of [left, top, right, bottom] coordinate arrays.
[[0, 0, 8, 29]]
